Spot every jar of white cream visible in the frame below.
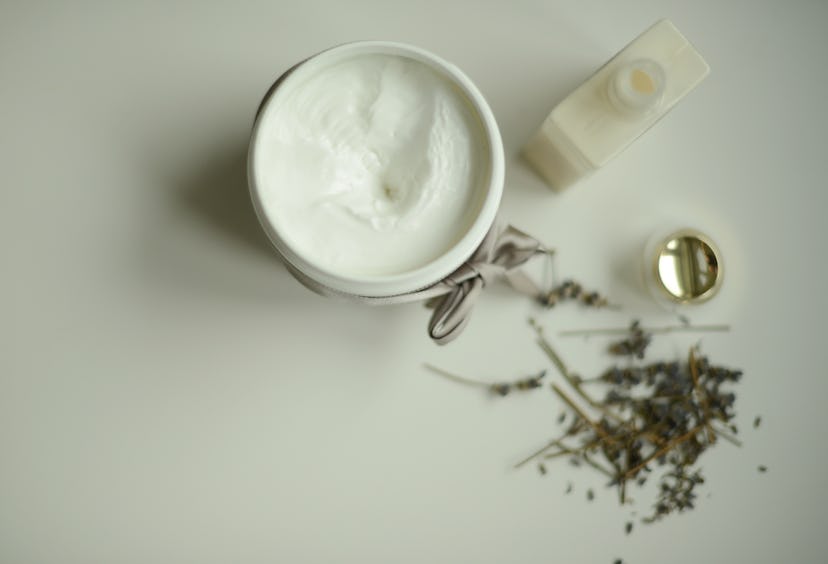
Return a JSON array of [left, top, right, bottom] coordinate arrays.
[[248, 41, 504, 298]]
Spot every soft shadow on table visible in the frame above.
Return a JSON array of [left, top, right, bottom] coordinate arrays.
[[181, 144, 275, 261], [502, 64, 595, 199], [143, 137, 412, 348], [608, 233, 664, 316], [139, 136, 311, 305]]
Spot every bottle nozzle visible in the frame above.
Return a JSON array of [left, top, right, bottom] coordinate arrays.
[[608, 59, 666, 115]]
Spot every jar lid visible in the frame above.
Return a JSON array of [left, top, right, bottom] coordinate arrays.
[[653, 229, 723, 303]]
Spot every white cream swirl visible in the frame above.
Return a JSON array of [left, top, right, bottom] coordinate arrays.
[[256, 53, 489, 276]]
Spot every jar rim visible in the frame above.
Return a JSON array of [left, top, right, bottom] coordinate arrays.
[[248, 41, 504, 297]]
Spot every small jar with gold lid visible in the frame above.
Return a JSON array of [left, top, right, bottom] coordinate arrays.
[[644, 228, 724, 307]]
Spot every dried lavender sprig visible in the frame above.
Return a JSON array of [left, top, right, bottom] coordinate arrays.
[[424, 363, 546, 397], [531, 319, 624, 423], [559, 323, 731, 337], [541, 279, 613, 309], [516, 330, 743, 525]]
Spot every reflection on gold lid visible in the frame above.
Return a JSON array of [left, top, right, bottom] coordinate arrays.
[[654, 229, 723, 303]]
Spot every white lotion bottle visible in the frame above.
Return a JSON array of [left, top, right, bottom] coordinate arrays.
[[524, 20, 710, 191]]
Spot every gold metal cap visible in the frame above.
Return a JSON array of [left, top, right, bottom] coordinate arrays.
[[653, 229, 723, 304]]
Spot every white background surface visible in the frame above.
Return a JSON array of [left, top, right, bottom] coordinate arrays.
[[2, 1, 826, 563]]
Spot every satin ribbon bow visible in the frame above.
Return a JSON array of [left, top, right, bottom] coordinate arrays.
[[425, 225, 548, 344], [282, 223, 548, 345]]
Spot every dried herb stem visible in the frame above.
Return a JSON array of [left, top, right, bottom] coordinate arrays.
[[423, 363, 488, 388], [638, 430, 668, 447], [688, 348, 715, 443], [623, 425, 705, 480], [619, 440, 633, 504], [533, 322, 624, 424], [515, 438, 566, 469], [551, 384, 615, 445], [559, 324, 731, 337], [536, 444, 616, 479], [543, 449, 576, 461], [620, 471, 628, 504], [582, 452, 616, 479], [710, 424, 743, 447]]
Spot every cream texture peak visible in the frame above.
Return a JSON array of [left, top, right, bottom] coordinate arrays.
[[254, 53, 490, 277]]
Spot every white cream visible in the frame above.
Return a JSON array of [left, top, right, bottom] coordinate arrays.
[[254, 53, 490, 277]]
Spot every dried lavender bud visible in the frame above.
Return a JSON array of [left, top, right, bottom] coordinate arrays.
[[758, 465, 767, 473], [587, 488, 595, 501], [515, 370, 547, 391], [608, 320, 652, 359], [489, 371, 546, 397], [561, 280, 579, 298], [543, 279, 609, 309], [604, 389, 627, 405], [583, 291, 606, 306], [644, 467, 705, 522], [753, 416, 762, 429], [558, 412, 567, 424], [565, 482, 573, 494], [490, 383, 511, 397], [538, 463, 547, 475], [625, 522, 634, 535]]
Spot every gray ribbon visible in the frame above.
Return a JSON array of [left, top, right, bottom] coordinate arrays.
[[284, 223, 549, 344]]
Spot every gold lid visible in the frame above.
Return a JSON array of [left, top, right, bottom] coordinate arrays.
[[653, 229, 723, 304]]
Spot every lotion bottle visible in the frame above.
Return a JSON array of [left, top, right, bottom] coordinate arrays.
[[524, 20, 710, 191]]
